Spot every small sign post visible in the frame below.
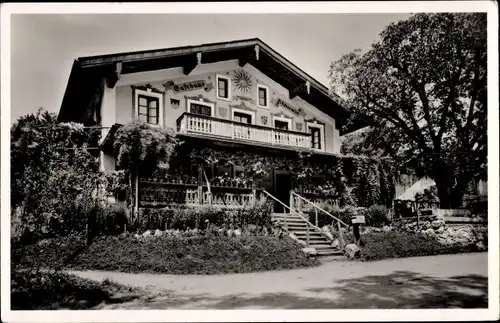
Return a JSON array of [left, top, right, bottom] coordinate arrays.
[[351, 215, 365, 247]]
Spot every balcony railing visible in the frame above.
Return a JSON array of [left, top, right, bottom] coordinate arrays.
[[177, 113, 312, 150]]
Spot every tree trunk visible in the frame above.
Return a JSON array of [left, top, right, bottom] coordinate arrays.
[[450, 172, 475, 208], [433, 162, 454, 209], [433, 162, 474, 209]]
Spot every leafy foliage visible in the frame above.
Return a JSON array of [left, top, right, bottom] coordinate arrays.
[[132, 198, 273, 232], [112, 120, 181, 210], [358, 231, 484, 261], [13, 234, 319, 275], [113, 120, 180, 175], [365, 205, 391, 227], [66, 235, 319, 274], [11, 270, 136, 310], [11, 108, 103, 239], [184, 145, 396, 207], [330, 13, 487, 207]]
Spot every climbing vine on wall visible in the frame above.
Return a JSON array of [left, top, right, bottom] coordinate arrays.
[[169, 143, 396, 207]]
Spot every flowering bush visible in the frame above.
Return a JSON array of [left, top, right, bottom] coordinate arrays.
[[132, 197, 273, 232]]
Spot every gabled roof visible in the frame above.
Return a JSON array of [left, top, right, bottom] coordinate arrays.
[[58, 38, 352, 133]]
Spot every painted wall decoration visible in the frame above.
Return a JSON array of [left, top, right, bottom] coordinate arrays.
[[305, 117, 324, 125], [232, 69, 253, 92], [184, 94, 217, 105], [272, 97, 306, 117], [261, 116, 268, 125], [229, 101, 256, 112], [170, 98, 180, 109], [296, 122, 303, 132], [271, 111, 294, 119], [131, 83, 164, 94], [163, 80, 213, 93], [232, 95, 255, 104], [218, 106, 228, 118]]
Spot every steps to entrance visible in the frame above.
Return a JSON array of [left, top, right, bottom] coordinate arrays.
[[272, 213, 343, 257]]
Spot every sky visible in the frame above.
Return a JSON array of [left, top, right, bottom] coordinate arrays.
[[10, 13, 411, 124]]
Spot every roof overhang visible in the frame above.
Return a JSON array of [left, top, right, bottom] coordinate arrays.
[[58, 38, 352, 133]]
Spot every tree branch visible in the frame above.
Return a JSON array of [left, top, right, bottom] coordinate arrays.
[[358, 89, 431, 153]]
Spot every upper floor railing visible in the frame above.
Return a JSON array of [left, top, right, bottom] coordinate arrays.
[[177, 112, 313, 150]]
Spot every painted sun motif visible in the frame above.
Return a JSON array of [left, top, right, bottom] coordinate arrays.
[[232, 69, 253, 92]]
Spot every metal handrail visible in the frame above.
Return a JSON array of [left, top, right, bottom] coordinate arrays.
[[292, 192, 349, 227], [262, 190, 321, 232]]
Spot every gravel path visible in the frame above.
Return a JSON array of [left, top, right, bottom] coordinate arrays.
[[69, 252, 488, 309]]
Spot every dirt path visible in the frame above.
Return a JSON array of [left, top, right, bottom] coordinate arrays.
[[69, 252, 488, 309]]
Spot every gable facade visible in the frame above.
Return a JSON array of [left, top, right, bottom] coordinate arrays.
[[102, 59, 340, 154]]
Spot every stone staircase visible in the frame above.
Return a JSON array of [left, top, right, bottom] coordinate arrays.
[[272, 212, 343, 257]]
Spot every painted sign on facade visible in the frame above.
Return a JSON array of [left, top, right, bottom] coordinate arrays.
[[272, 97, 306, 117], [232, 95, 255, 104], [163, 80, 214, 93]]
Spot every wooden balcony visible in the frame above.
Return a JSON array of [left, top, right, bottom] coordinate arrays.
[[177, 113, 313, 150]]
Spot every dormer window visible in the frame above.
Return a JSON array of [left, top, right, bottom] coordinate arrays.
[[257, 84, 269, 108], [216, 74, 231, 100]]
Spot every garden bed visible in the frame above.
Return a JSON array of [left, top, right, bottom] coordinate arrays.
[[353, 231, 487, 261], [12, 234, 319, 275]]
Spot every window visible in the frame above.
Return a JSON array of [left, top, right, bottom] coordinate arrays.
[[216, 75, 231, 100], [190, 103, 212, 117], [311, 127, 321, 149], [257, 85, 269, 108], [138, 95, 159, 125], [234, 112, 252, 124], [187, 99, 214, 117], [307, 123, 325, 151], [232, 109, 254, 139], [274, 120, 290, 130], [134, 89, 163, 126]]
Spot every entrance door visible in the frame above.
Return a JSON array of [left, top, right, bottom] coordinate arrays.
[[273, 170, 292, 213]]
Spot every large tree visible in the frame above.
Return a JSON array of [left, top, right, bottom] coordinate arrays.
[[330, 13, 487, 208]]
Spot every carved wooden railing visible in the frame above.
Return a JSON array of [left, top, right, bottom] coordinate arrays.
[[177, 112, 312, 149], [139, 185, 199, 207], [138, 177, 259, 209], [202, 191, 255, 208]]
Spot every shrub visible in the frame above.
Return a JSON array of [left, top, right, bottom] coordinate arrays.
[[11, 269, 136, 310], [358, 231, 482, 261], [13, 234, 319, 275], [133, 198, 274, 233], [96, 203, 128, 236], [12, 233, 87, 270], [365, 205, 390, 227], [235, 197, 273, 228], [305, 202, 344, 227]]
